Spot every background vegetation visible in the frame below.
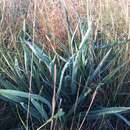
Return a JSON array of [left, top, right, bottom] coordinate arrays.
[[1, 0, 130, 130]]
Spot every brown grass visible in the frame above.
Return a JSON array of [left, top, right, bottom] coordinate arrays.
[[0, 0, 130, 50]]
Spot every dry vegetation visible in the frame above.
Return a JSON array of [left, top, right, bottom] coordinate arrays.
[[1, 0, 130, 49]]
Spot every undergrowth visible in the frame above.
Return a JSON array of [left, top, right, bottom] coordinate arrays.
[[0, 0, 130, 130]]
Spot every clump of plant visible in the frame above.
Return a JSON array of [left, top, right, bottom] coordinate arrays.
[[0, 19, 130, 130]]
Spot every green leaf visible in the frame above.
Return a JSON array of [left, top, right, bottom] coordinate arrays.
[[24, 41, 51, 69], [31, 98, 48, 120], [0, 89, 52, 113]]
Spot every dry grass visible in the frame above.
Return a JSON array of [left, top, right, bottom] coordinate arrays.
[[0, 0, 130, 50]]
